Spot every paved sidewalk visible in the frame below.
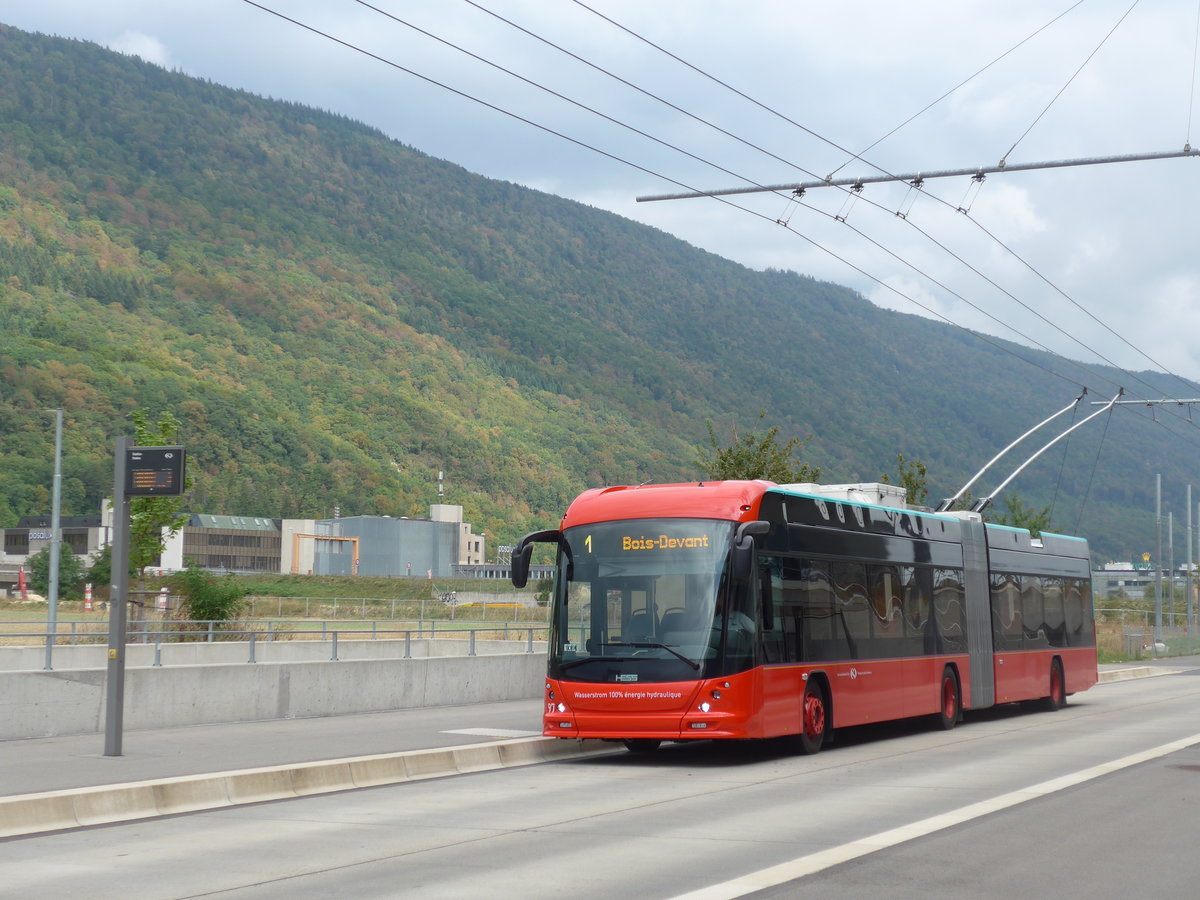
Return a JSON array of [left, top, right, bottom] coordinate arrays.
[[0, 697, 547, 798]]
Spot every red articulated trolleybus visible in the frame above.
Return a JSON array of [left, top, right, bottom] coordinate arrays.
[[511, 480, 1097, 753]]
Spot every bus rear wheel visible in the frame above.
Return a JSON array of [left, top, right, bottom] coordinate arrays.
[[798, 679, 827, 755], [1041, 659, 1066, 711], [937, 667, 960, 730]]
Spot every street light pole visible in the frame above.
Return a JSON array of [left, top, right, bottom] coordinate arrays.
[[1169, 512, 1175, 629], [43, 409, 63, 671], [1155, 474, 1163, 647], [1188, 485, 1194, 637]]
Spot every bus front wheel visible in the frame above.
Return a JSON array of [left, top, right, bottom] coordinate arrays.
[[798, 679, 827, 755]]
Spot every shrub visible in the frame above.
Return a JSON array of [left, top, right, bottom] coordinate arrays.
[[168, 564, 247, 623]]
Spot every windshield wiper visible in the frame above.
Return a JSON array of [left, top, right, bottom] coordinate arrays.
[[603, 641, 701, 670], [559, 655, 625, 672]]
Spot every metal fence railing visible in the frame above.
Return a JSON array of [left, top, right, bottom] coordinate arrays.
[[0, 619, 550, 669], [241, 596, 543, 620], [1120, 628, 1200, 660]]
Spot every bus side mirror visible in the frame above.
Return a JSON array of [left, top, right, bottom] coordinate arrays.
[[732, 520, 769, 582], [511, 529, 562, 588]]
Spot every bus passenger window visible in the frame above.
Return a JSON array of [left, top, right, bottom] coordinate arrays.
[[990, 573, 1022, 652], [1021, 576, 1048, 649], [1064, 579, 1094, 646], [901, 566, 935, 655], [831, 562, 868, 660], [934, 568, 967, 653], [1041, 576, 1065, 648], [869, 565, 907, 657], [800, 560, 841, 661]]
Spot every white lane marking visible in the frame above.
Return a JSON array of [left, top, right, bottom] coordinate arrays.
[[670, 732, 1200, 900], [442, 728, 542, 738]]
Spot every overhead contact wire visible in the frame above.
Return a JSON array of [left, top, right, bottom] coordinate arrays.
[[1000, 0, 1143, 164], [1187, 0, 1200, 148], [350, 0, 794, 200], [830, 0, 1090, 180], [572, 0, 1200, 417]]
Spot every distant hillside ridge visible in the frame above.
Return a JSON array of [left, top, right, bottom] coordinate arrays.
[[0, 22, 1191, 562]]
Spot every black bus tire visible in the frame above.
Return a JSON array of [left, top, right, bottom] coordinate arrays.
[[798, 678, 827, 755], [937, 666, 961, 730], [1042, 658, 1066, 711]]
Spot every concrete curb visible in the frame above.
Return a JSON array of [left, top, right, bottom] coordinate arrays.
[[1098, 665, 1180, 683], [0, 736, 615, 840]]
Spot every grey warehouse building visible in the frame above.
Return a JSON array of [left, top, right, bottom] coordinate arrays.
[[280, 504, 485, 579], [312, 515, 459, 577]]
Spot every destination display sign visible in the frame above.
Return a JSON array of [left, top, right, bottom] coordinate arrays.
[[578, 520, 728, 561], [619, 533, 710, 551]]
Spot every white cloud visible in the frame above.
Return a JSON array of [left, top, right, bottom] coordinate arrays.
[[107, 30, 170, 67]]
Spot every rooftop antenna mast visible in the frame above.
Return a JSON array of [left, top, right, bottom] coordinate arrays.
[[967, 388, 1124, 514], [934, 389, 1088, 512]]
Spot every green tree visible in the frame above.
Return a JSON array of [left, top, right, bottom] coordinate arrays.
[[696, 412, 821, 483], [989, 493, 1052, 537], [129, 410, 190, 573], [85, 543, 138, 589], [535, 575, 553, 607], [168, 562, 246, 624], [880, 453, 928, 506], [27, 544, 86, 600]]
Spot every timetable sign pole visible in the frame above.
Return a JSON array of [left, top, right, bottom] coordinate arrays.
[[104, 441, 186, 757]]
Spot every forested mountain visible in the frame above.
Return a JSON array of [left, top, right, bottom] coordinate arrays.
[[0, 23, 1192, 562]]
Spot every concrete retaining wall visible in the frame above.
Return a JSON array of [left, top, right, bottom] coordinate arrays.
[[0, 651, 548, 740], [0, 637, 545, 670]]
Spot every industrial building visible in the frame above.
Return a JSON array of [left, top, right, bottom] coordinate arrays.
[[0, 503, 487, 594]]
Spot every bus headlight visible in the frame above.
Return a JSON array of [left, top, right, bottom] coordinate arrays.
[[699, 701, 711, 713]]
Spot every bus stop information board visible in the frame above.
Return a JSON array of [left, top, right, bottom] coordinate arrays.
[[125, 446, 186, 496]]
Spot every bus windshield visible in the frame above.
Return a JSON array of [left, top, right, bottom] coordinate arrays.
[[548, 518, 739, 683]]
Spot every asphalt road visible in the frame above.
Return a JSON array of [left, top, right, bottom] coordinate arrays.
[[3, 664, 1198, 899]]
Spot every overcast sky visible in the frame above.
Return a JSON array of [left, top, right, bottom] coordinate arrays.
[[3, 0, 1199, 394]]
